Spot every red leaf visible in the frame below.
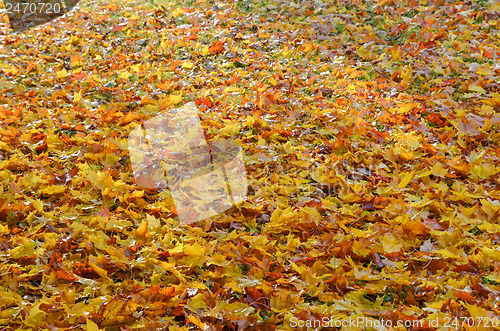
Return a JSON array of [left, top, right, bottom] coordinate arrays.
[[245, 288, 269, 311], [53, 268, 78, 282], [453, 290, 477, 304], [209, 40, 224, 54]]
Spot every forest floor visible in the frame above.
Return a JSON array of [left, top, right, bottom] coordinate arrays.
[[1, 0, 500, 329]]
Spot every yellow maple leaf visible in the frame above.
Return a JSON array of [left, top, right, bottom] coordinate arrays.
[[431, 162, 448, 177], [282, 45, 293, 57], [184, 242, 205, 257], [380, 235, 402, 253], [434, 249, 460, 259], [477, 66, 493, 76], [221, 121, 240, 136], [56, 68, 68, 79], [187, 315, 206, 329], [119, 71, 131, 79], [468, 85, 486, 94], [88, 260, 108, 278], [0, 224, 8, 235], [480, 198, 500, 215], [398, 170, 415, 189], [82, 165, 115, 192], [391, 44, 401, 61], [470, 163, 497, 179], [352, 240, 371, 257], [40, 185, 68, 196], [160, 39, 170, 51], [10, 241, 37, 259], [301, 42, 315, 52], [0, 141, 13, 153], [86, 319, 104, 331], [396, 103, 415, 115], [73, 89, 83, 104], [24, 303, 48, 327], [482, 247, 500, 262], [135, 220, 149, 238], [172, 8, 185, 17], [131, 190, 144, 198], [169, 94, 183, 105]]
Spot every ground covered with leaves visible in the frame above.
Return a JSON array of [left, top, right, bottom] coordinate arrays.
[[1, 0, 500, 329]]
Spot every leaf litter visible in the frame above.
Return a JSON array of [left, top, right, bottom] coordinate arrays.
[[1, 0, 500, 329]]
